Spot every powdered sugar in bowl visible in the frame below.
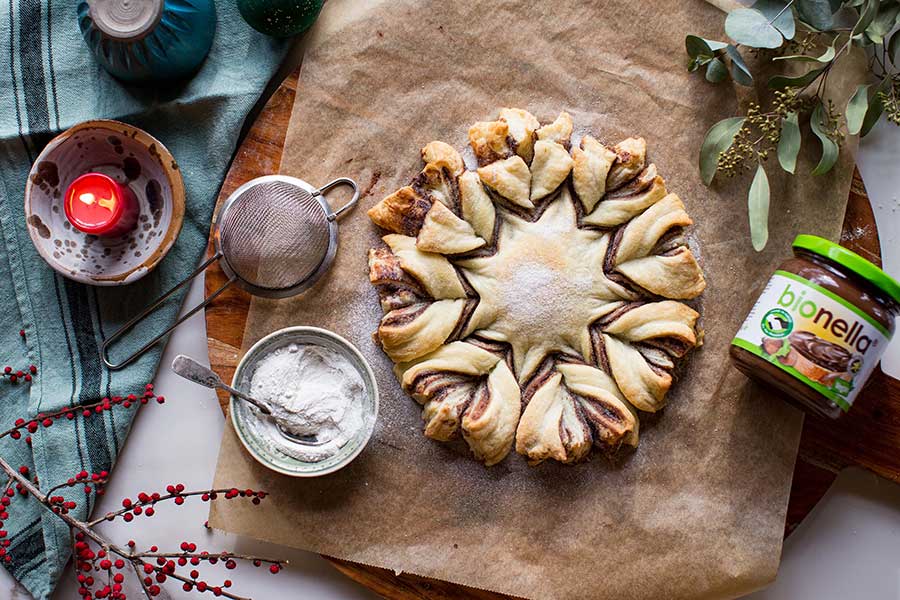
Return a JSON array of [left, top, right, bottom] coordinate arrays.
[[231, 327, 378, 477]]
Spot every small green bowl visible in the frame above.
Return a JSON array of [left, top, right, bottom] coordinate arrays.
[[230, 326, 379, 477]]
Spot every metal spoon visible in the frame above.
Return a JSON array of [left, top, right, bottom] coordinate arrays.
[[171, 354, 321, 445]]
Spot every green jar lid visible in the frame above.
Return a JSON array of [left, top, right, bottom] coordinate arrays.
[[793, 234, 900, 305]]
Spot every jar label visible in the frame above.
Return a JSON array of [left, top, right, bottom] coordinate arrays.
[[732, 270, 890, 411]]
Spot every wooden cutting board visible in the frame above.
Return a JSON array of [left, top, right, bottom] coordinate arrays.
[[204, 68, 894, 598]]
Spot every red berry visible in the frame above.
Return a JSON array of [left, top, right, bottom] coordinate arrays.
[[270, 563, 280, 574], [144, 507, 154, 517], [29, 366, 36, 375], [3, 367, 10, 375]]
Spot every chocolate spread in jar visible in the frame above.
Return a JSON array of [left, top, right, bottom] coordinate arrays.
[[730, 235, 900, 419]]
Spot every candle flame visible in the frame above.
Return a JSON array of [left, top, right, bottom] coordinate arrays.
[[78, 192, 116, 211]]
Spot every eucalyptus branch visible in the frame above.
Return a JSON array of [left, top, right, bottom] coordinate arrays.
[[685, 0, 899, 250]]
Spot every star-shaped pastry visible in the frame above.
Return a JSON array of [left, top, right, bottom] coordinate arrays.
[[367, 109, 705, 466]]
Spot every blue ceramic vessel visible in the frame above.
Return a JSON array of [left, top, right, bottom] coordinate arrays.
[[77, 0, 217, 84]]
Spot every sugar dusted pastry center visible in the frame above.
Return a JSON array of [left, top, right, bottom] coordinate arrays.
[[366, 109, 706, 466], [459, 191, 611, 381]]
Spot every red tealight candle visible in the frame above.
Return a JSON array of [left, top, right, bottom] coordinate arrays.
[[64, 172, 138, 237]]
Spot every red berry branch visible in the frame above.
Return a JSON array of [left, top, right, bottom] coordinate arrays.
[[1, 364, 37, 384], [0, 378, 286, 600]]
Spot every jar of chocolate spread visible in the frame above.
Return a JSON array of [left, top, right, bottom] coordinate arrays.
[[730, 235, 900, 419]]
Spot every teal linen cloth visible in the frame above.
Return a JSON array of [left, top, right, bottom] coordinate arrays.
[[0, 2, 286, 597]]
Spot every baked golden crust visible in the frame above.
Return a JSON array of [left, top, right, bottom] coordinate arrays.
[[421, 141, 465, 177], [367, 108, 705, 466], [572, 135, 617, 213], [530, 140, 573, 202], [499, 107, 540, 164], [468, 120, 513, 166], [367, 186, 433, 236]]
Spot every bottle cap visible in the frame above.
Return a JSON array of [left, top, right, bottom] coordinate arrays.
[[88, 0, 163, 41], [793, 234, 900, 305]]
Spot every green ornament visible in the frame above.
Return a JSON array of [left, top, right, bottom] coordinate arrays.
[[237, 0, 324, 38]]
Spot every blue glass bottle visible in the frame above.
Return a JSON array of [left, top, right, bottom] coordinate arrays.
[[77, 0, 217, 84]]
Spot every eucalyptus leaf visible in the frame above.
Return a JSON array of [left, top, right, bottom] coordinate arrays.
[[706, 57, 729, 82], [810, 101, 839, 176], [753, 0, 796, 39], [748, 164, 770, 251], [727, 45, 753, 86], [725, 8, 784, 48], [699, 116, 745, 186], [860, 77, 891, 136], [852, 0, 880, 36], [888, 30, 900, 64], [865, 3, 900, 44], [768, 66, 826, 89], [777, 111, 801, 174], [846, 84, 871, 135], [686, 35, 728, 58], [796, 0, 835, 30], [773, 44, 836, 62]]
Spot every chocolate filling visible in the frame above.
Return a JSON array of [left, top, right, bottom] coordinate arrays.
[[590, 329, 611, 374], [465, 380, 492, 421], [789, 331, 851, 372], [381, 303, 429, 328], [520, 358, 558, 406], [594, 301, 646, 329], [606, 164, 657, 199], [576, 393, 629, 444]]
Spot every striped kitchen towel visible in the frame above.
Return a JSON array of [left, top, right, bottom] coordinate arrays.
[[0, 1, 286, 597]]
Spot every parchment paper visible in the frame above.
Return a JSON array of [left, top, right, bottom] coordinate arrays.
[[211, 1, 865, 598]]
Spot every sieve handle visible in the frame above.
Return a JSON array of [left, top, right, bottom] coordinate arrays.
[[314, 177, 359, 221], [100, 253, 235, 371]]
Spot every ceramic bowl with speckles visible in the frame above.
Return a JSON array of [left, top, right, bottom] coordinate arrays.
[[24, 120, 185, 285]]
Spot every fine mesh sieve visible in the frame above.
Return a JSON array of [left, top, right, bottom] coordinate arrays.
[[101, 175, 359, 370]]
